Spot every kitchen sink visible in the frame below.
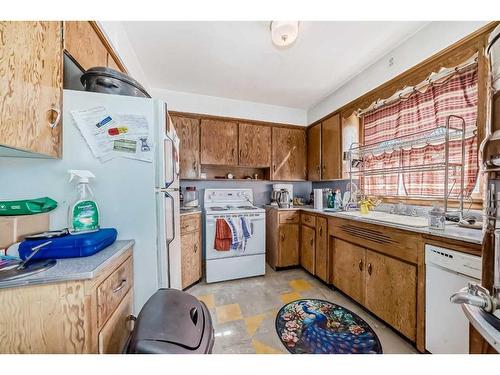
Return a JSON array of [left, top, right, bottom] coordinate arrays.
[[339, 210, 429, 227]]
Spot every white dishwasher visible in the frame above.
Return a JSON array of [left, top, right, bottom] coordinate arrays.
[[425, 244, 482, 354]]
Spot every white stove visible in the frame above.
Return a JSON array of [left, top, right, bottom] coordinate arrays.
[[204, 189, 266, 283]]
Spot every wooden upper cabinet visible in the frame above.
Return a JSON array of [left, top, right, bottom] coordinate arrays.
[[171, 115, 200, 179], [64, 21, 108, 70], [272, 127, 307, 181], [321, 113, 342, 180], [307, 123, 321, 181], [364, 249, 417, 341], [200, 119, 238, 165], [238, 122, 271, 167], [106, 53, 121, 72], [0, 21, 63, 158]]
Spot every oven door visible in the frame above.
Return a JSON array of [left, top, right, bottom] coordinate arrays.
[[205, 214, 265, 260]]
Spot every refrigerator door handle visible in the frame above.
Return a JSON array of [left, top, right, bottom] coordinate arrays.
[[164, 192, 176, 244], [164, 132, 179, 189]]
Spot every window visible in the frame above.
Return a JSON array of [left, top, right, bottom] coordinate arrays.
[[359, 63, 479, 200]]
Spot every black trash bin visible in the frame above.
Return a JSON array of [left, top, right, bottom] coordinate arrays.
[[126, 288, 214, 354]]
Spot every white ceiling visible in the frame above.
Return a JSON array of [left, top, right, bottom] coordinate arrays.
[[122, 21, 428, 109]]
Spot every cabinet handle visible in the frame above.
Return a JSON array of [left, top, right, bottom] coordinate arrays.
[[113, 279, 127, 293], [310, 239, 314, 247], [319, 227, 323, 236], [194, 244, 198, 253], [286, 217, 294, 221], [273, 165, 276, 172], [192, 160, 197, 171], [232, 148, 235, 156], [358, 259, 363, 271], [48, 107, 61, 129], [181, 225, 190, 230], [367, 263, 372, 275], [281, 233, 285, 241]]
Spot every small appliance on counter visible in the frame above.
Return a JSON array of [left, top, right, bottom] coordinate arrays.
[[183, 186, 199, 208], [272, 184, 293, 208]]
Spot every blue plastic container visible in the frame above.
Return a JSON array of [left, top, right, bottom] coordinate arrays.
[[18, 228, 117, 260]]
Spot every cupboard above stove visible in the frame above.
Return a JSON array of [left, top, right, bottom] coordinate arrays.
[[170, 112, 310, 181]]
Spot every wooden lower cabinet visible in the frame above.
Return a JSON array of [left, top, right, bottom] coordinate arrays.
[[180, 213, 202, 289], [365, 250, 417, 341], [0, 245, 134, 353], [333, 239, 365, 305], [315, 217, 328, 282], [266, 209, 300, 269], [279, 224, 300, 267], [300, 225, 315, 274], [98, 290, 133, 354]]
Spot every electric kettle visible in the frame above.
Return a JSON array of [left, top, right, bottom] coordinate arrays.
[[277, 189, 291, 208]]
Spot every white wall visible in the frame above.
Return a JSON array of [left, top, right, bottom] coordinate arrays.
[[99, 22, 307, 126], [151, 88, 307, 126], [307, 21, 490, 124], [98, 21, 151, 92]]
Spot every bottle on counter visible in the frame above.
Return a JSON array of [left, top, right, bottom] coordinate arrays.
[[327, 189, 335, 209], [428, 203, 445, 230]]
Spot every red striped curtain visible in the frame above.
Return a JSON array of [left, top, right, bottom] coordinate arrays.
[[362, 65, 478, 198]]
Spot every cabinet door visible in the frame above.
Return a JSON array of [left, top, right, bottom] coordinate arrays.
[[307, 123, 321, 181], [238, 122, 271, 167], [98, 290, 133, 354], [0, 21, 63, 157], [278, 224, 299, 267], [181, 230, 202, 289], [315, 217, 328, 282], [321, 114, 341, 180], [171, 115, 200, 179], [64, 21, 108, 70], [272, 127, 307, 181], [332, 239, 365, 304], [364, 249, 417, 341], [300, 225, 315, 274], [200, 119, 238, 165]]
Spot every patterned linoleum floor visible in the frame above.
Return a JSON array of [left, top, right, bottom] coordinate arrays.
[[187, 266, 418, 354]]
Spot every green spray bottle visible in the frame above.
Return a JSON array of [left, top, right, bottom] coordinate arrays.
[[68, 170, 100, 234]]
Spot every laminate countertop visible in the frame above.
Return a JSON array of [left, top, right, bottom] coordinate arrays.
[[264, 205, 483, 245], [0, 240, 134, 289], [180, 208, 202, 216]]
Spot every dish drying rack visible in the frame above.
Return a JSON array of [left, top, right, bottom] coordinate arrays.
[[347, 115, 468, 219]]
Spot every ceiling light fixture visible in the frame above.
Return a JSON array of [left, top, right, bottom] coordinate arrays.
[[270, 21, 299, 48]]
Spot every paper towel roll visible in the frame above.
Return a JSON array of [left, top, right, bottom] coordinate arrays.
[[314, 189, 323, 210]]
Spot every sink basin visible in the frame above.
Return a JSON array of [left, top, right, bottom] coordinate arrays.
[[339, 210, 429, 228]]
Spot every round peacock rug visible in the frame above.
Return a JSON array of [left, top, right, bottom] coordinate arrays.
[[275, 299, 383, 354]]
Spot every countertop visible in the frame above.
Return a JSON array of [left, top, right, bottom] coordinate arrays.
[[264, 205, 483, 245], [0, 240, 134, 289], [180, 207, 202, 216], [463, 304, 500, 352]]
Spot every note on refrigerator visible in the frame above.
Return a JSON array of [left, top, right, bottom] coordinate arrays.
[[70, 106, 153, 163]]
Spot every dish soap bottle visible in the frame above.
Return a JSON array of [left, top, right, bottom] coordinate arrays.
[[327, 189, 335, 209], [68, 170, 99, 234]]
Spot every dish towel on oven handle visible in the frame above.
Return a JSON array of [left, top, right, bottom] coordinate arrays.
[[226, 217, 242, 251], [214, 218, 232, 251], [240, 217, 252, 252]]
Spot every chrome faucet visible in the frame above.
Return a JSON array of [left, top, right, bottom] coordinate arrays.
[[450, 283, 499, 313]]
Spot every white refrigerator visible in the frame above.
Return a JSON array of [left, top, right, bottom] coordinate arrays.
[[0, 90, 181, 312]]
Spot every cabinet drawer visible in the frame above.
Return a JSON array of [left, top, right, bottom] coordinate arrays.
[[97, 257, 133, 328], [279, 211, 299, 224], [301, 213, 316, 227], [98, 290, 133, 354], [180, 213, 201, 233]]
